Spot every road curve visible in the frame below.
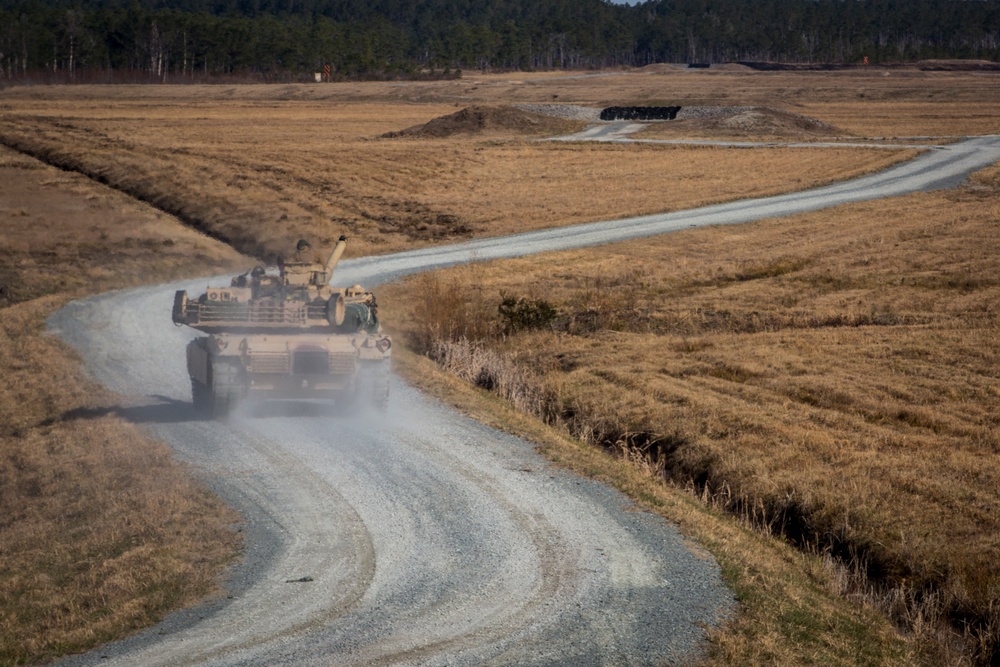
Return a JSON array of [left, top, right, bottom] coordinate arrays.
[[51, 135, 1000, 667]]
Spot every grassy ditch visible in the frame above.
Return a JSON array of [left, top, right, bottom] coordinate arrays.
[[0, 147, 246, 665], [380, 164, 1000, 665]]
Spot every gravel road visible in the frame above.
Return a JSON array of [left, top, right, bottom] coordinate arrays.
[[51, 134, 1000, 666], [51, 282, 731, 667]]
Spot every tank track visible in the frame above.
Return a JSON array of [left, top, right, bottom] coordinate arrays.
[[192, 359, 245, 418]]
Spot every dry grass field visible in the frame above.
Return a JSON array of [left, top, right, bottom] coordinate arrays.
[[8, 65, 989, 121], [0, 88, 918, 262], [0, 147, 246, 664], [1, 67, 998, 665]]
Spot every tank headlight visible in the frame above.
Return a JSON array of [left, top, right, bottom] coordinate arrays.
[[377, 338, 392, 352]]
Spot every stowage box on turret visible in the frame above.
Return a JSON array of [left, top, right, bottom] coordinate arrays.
[[172, 235, 391, 417]]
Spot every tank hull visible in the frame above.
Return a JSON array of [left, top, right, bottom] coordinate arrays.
[[173, 237, 391, 418], [186, 332, 390, 417]]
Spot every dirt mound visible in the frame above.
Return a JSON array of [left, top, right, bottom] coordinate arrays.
[[636, 63, 685, 73], [738, 61, 856, 71], [382, 105, 581, 138], [710, 107, 846, 136], [917, 59, 1000, 71], [708, 62, 753, 72], [666, 106, 849, 139]]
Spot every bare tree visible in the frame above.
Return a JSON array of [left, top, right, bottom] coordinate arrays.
[[65, 9, 79, 79]]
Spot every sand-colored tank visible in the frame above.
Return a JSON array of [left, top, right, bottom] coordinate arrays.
[[172, 235, 391, 417]]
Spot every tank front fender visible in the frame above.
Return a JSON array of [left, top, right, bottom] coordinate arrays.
[[186, 338, 210, 385], [172, 290, 188, 325]]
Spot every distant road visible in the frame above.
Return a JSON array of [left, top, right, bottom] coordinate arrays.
[[341, 135, 1000, 285], [53, 133, 1000, 667], [551, 120, 955, 148]]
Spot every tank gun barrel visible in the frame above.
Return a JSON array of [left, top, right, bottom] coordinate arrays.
[[325, 235, 348, 277]]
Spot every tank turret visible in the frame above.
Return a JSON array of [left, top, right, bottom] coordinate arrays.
[[172, 235, 380, 335], [277, 235, 346, 291], [171, 236, 391, 417]]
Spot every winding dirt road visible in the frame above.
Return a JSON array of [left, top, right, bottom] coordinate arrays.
[[52, 135, 1000, 666], [51, 282, 732, 667]]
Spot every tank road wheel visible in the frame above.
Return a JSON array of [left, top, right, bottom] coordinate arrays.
[[209, 359, 246, 418]]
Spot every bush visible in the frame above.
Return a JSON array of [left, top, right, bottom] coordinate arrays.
[[497, 292, 558, 335]]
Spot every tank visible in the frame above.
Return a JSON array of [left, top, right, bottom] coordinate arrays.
[[172, 235, 391, 417]]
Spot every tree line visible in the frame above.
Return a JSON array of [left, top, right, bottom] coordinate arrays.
[[1, 0, 998, 83]]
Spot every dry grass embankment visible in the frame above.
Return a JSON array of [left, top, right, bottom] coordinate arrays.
[[0, 147, 246, 665], [381, 164, 1000, 664], [0, 88, 915, 262]]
